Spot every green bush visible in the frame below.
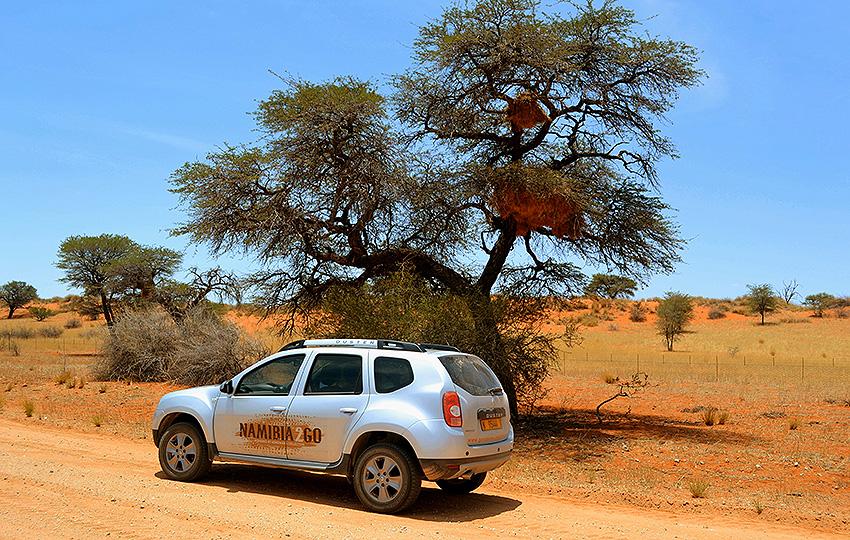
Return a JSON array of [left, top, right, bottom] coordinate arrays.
[[28, 306, 55, 321]]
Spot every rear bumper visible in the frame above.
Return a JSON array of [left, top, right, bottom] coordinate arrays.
[[419, 450, 512, 481]]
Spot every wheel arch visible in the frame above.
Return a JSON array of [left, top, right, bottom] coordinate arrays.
[[154, 412, 206, 446], [346, 431, 421, 478]]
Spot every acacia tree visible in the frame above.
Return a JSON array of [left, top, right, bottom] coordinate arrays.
[[584, 274, 638, 299], [170, 0, 702, 413], [0, 281, 38, 319], [746, 283, 778, 325], [56, 234, 138, 326], [56, 234, 184, 325]]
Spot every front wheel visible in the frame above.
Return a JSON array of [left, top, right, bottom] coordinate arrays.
[[436, 472, 487, 494], [352, 443, 421, 513], [158, 422, 212, 482]]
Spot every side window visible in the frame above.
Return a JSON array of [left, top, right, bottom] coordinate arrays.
[[374, 356, 414, 393], [305, 354, 363, 395], [235, 354, 305, 395]]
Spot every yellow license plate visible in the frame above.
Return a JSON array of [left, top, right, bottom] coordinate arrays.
[[480, 418, 503, 431]]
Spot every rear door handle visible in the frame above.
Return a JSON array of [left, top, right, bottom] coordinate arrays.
[[270, 406, 287, 414], [339, 408, 358, 415]]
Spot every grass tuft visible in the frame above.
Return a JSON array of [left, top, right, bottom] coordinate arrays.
[[23, 399, 35, 417], [689, 477, 709, 498]]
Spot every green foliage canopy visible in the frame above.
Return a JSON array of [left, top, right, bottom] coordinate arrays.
[[584, 274, 638, 299]]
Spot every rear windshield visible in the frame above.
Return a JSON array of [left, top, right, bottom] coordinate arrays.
[[439, 355, 501, 396]]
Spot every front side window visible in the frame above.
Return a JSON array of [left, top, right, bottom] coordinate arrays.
[[304, 354, 363, 395], [235, 354, 305, 395]]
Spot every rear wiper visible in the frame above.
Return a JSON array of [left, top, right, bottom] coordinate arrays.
[[488, 387, 503, 396]]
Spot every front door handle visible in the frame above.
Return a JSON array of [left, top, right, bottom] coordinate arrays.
[[270, 406, 287, 414], [340, 407, 358, 415]]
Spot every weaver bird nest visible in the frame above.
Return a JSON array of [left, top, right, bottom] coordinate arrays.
[[491, 167, 584, 239], [504, 91, 551, 132]]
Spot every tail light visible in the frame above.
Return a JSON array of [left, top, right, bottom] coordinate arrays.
[[443, 391, 462, 427]]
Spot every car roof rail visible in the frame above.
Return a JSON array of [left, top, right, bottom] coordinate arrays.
[[419, 343, 461, 352], [279, 339, 424, 353]]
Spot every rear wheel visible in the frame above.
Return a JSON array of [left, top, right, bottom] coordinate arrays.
[[158, 422, 212, 482], [436, 472, 487, 494], [353, 443, 421, 513]]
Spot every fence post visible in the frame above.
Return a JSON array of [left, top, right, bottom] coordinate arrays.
[[715, 355, 719, 380]]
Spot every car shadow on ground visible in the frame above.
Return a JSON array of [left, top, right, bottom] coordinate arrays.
[[159, 464, 521, 521]]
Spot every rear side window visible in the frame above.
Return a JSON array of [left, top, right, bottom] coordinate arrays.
[[305, 354, 363, 395], [374, 356, 414, 393], [439, 355, 500, 396]]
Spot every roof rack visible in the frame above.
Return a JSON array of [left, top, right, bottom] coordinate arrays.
[[419, 343, 461, 352], [279, 339, 424, 353]]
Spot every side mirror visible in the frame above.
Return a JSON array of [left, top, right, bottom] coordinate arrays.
[[219, 380, 234, 395]]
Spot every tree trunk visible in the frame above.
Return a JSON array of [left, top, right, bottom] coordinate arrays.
[[101, 293, 115, 327], [6, 307, 13, 319], [465, 291, 519, 418]]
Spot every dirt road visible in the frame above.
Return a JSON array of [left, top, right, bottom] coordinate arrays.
[[0, 418, 842, 540]]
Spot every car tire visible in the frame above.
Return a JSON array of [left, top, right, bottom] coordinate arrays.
[[353, 443, 421, 513], [158, 422, 212, 482], [436, 471, 487, 494]]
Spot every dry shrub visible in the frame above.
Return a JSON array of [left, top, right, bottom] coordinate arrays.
[[701, 408, 717, 426], [97, 306, 267, 385], [628, 302, 647, 322], [98, 309, 177, 382], [172, 308, 270, 387], [39, 325, 64, 338], [64, 318, 83, 329], [10, 327, 35, 339], [707, 306, 726, 319]]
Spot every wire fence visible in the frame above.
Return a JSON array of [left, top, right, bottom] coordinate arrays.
[[554, 350, 850, 387]]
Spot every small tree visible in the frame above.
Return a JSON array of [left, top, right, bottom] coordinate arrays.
[[0, 281, 38, 319], [746, 283, 778, 325], [805, 292, 835, 317], [584, 274, 638, 299], [655, 291, 693, 351], [28, 306, 55, 321]]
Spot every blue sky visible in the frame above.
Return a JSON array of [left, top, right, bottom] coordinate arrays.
[[1, 0, 847, 301]]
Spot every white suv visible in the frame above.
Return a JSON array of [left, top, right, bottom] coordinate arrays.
[[151, 339, 513, 513]]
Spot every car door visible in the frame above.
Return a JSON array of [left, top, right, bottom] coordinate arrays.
[[284, 351, 369, 463], [213, 353, 306, 458]]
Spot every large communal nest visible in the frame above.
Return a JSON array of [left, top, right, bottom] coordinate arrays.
[[490, 166, 584, 239], [504, 91, 551, 132]]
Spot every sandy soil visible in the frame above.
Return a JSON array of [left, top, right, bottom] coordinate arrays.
[[0, 415, 845, 540]]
